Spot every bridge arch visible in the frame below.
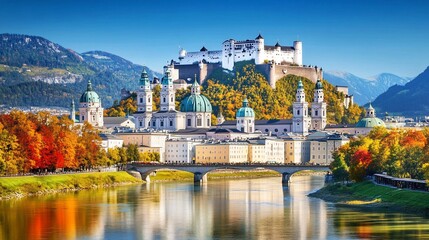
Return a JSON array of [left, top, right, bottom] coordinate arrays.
[[127, 163, 330, 184]]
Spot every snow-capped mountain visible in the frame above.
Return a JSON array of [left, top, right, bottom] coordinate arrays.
[[324, 71, 411, 105]]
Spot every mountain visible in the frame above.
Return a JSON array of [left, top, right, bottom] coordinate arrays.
[[324, 71, 411, 105], [372, 66, 429, 116], [0, 33, 161, 108]]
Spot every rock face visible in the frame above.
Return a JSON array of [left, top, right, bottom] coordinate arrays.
[[0, 34, 161, 107], [372, 66, 429, 116], [324, 71, 411, 105]]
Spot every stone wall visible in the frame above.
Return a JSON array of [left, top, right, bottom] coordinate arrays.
[[174, 63, 221, 84], [256, 64, 323, 88]]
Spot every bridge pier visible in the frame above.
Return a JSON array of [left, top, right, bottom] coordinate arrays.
[[141, 173, 151, 183], [282, 173, 291, 185], [194, 172, 207, 184]]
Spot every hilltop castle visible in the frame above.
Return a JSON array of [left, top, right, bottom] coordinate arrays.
[[170, 34, 322, 87]]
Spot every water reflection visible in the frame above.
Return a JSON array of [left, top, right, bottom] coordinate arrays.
[[1, 176, 429, 239]]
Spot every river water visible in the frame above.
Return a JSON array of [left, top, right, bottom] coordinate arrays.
[[1, 175, 429, 240]]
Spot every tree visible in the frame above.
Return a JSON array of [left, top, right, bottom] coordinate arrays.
[[349, 148, 372, 182], [330, 150, 349, 183], [126, 144, 140, 163]]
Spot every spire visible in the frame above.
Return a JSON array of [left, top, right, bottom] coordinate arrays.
[[87, 80, 93, 91], [191, 74, 201, 95], [139, 69, 150, 86], [315, 79, 323, 90], [161, 68, 172, 85], [297, 79, 304, 89], [275, 42, 281, 48], [256, 33, 264, 40], [242, 98, 249, 107]]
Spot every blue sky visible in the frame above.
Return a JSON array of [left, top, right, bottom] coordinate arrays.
[[1, 0, 428, 77]]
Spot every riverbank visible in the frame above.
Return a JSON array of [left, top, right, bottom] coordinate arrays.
[[0, 172, 142, 200], [148, 169, 324, 182], [310, 181, 429, 214], [148, 169, 280, 182]]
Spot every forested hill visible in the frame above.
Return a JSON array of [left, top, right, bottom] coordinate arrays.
[[107, 64, 364, 125], [0, 33, 161, 108]]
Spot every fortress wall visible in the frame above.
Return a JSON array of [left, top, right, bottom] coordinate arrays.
[[257, 64, 323, 88], [174, 63, 221, 84]]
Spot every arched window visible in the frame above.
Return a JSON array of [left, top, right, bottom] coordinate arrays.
[[297, 110, 300, 115]]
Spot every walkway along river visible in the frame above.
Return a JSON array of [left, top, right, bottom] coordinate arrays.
[[1, 175, 429, 239]]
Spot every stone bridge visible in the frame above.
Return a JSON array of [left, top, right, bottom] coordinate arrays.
[[127, 163, 330, 184]]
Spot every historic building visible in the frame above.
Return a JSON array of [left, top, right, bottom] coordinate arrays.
[[133, 68, 212, 131], [78, 80, 104, 127], [178, 34, 302, 70]]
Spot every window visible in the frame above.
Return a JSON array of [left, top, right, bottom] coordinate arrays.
[[207, 119, 210, 126], [170, 120, 173, 127], [140, 98, 143, 103], [82, 116, 84, 121], [275, 129, 278, 132], [187, 119, 191, 127], [297, 110, 300, 115], [315, 110, 318, 116], [163, 97, 166, 103], [148, 97, 151, 103], [153, 121, 156, 127], [197, 118, 202, 126], [140, 121, 143, 127]]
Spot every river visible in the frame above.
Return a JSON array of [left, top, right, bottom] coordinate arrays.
[[1, 175, 429, 239]]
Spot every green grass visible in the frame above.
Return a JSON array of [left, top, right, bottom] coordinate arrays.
[[311, 181, 429, 212], [148, 170, 280, 182], [0, 172, 142, 198]]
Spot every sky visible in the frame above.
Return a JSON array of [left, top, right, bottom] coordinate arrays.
[[1, 0, 428, 77]]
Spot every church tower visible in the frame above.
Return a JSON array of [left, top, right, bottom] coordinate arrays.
[[79, 80, 104, 127], [292, 79, 310, 135], [236, 98, 255, 133], [311, 79, 327, 130], [134, 69, 153, 129], [160, 68, 176, 111]]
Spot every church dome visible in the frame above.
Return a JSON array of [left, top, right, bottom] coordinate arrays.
[[80, 80, 100, 103], [236, 98, 255, 118], [355, 117, 386, 128], [180, 95, 212, 112]]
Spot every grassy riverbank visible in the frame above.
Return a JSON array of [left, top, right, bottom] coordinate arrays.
[[310, 181, 429, 214], [149, 169, 281, 182], [0, 172, 142, 199]]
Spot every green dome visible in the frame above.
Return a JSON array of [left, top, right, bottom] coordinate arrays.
[[355, 117, 386, 128], [236, 98, 255, 118], [80, 80, 100, 103], [180, 95, 212, 112], [297, 79, 304, 89]]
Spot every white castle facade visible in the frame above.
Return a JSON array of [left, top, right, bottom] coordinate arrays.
[[178, 34, 303, 70]]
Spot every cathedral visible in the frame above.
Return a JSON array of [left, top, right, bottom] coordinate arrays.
[[133, 68, 212, 131], [73, 69, 326, 136]]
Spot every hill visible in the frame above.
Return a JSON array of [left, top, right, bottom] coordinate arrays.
[[324, 71, 410, 105], [107, 64, 364, 125], [0, 33, 161, 108], [372, 66, 429, 116]]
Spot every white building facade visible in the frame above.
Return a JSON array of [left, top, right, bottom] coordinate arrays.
[[165, 139, 202, 163], [178, 34, 302, 71]]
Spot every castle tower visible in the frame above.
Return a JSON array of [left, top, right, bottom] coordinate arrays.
[[293, 41, 303, 66], [292, 79, 310, 135], [79, 80, 104, 127], [160, 68, 176, 111], [222, 39, 235, 70], [255, 34, 265, 64], [311, 79, 327, 130], [236, 98, 255, 133], [70, 99, 76, 123], [134, 69, 153, 129]]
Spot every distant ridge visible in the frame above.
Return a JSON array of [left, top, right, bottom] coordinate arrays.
[[372, 66, 429, 117], [324, 71, 411, 105], [0, 33, 161, 108]]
